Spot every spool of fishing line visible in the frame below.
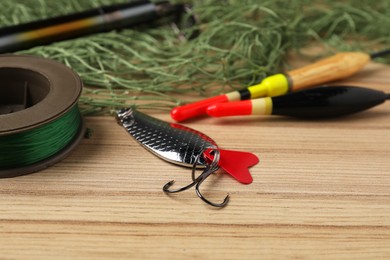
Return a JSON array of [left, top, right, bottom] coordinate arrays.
[[0, 55, 85, 178]]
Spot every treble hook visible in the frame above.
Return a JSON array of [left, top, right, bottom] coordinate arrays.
[[163, 148, 230, 208]]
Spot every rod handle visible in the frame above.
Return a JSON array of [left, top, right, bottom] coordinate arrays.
[[288, 52, 370, 91]]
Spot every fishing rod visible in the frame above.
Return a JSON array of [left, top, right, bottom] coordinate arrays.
[[206, 85, 390, 119], [0, 0, 196, 53], [170, 49, 390, 122]]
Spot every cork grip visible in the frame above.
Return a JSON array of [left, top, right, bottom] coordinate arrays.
[[288, 52, 371, 91]]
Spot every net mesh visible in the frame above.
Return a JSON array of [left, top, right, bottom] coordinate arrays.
[[1, 0, 389, 115]]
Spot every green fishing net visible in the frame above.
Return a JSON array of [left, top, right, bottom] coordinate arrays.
[[1, 0, 389, 115]]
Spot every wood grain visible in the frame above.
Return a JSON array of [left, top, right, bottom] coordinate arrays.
[[1, 62, 390, 259]]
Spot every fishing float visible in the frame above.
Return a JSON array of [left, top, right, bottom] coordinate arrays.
[[170, 49, 390, 122], [206, 85, 390, 119]]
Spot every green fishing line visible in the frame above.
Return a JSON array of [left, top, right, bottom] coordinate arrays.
[[0, 105, 82, 169]]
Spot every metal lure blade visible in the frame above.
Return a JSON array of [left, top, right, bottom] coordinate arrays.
[[116, 107, 217, 167]]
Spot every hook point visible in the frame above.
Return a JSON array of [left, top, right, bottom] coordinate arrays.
[[196, 187, 230, 208], [163, 180, 175, 192]]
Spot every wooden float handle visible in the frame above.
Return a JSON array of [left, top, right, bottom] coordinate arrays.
[[288, 52, 371, 91]]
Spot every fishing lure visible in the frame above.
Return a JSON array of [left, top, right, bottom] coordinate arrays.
[[116, 107, 259, 207], [206, 85, 390, 118]]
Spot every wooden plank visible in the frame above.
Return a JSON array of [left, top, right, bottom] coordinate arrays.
[[1, 62, 390, 259]]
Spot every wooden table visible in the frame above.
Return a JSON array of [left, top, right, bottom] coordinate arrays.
[[1, 62, 390, 259]]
